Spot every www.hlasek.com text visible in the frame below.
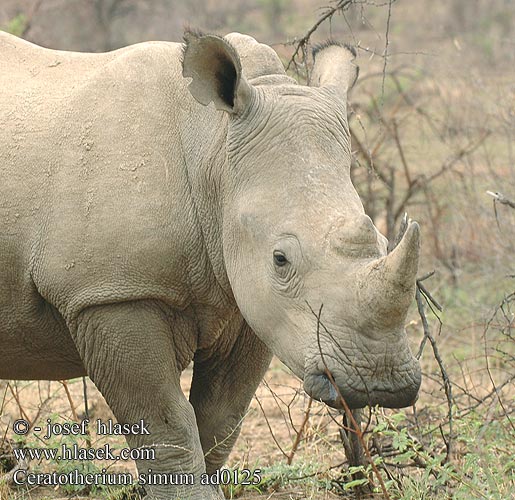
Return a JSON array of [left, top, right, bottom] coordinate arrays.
[[13, 442, 155, 462]]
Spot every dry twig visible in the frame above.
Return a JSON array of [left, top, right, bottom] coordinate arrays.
[[487, 190, 515, 210], [415, 281, 454, 463], [286, 0, 356, 76]]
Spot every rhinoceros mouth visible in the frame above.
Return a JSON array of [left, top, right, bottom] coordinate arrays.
[[303, 370, 421, 410], [303, 372, 343, 408]]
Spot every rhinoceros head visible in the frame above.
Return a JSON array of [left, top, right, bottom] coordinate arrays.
[[182, 32, 421, 409]]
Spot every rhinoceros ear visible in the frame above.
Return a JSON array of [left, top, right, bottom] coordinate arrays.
[[309, 42, 359, 94], [182, 30, 254, 114]]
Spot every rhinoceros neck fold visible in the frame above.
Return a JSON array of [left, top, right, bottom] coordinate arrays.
[[178, 101, 236, 308]]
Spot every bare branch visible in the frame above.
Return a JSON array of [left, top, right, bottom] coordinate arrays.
[[487, 190, 515, 210], [286, 0, 356, 73], [415, 285, 454, 463]]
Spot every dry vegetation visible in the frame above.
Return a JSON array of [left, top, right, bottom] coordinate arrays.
[[1, 0, 514, 499]]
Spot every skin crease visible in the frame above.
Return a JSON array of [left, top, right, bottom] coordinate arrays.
[[0, 30, 421, 500]]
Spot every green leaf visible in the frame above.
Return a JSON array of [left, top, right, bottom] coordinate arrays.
[[344, 478, 370, 490]]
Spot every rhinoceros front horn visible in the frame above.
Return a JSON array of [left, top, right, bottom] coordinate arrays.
[[361, 221, 420, 326], [384, 220, 420, 291]]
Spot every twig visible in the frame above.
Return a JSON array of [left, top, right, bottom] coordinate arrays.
[[482, 294, 515, 433], [254, 395, 289, 461], [262, 379, 296, 439], [287, 398, 313, 465], [417, 281, 443, 313], [286, 0, 356, 73], [204, 410, 251, 460], [486, 190, 515, 209], [415, 286, 453, 463], [392, 120, 411, 185], [60, 381, 78, 422], [0, 384, 9, 450], [7, 383, 30, 423], [381, 0, 394, 101]]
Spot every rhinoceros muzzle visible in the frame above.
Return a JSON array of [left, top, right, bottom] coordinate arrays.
[[303, 369, 421, 409]]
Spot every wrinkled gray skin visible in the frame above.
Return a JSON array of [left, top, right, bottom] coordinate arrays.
[[0, 30, 421, 499]]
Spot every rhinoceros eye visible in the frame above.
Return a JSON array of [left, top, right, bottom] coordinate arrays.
[[273, 250, 288, 267]]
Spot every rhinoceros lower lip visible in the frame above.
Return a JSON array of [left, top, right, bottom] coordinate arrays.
[[303, 372, 344, 409], [304, 372, 420, 410]]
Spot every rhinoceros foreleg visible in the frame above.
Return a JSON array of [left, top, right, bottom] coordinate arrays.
[[73, 300, 224, 500], [190, 316, 272, 474]]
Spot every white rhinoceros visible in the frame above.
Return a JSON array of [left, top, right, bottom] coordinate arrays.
[[0, 30, 421, 499]]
